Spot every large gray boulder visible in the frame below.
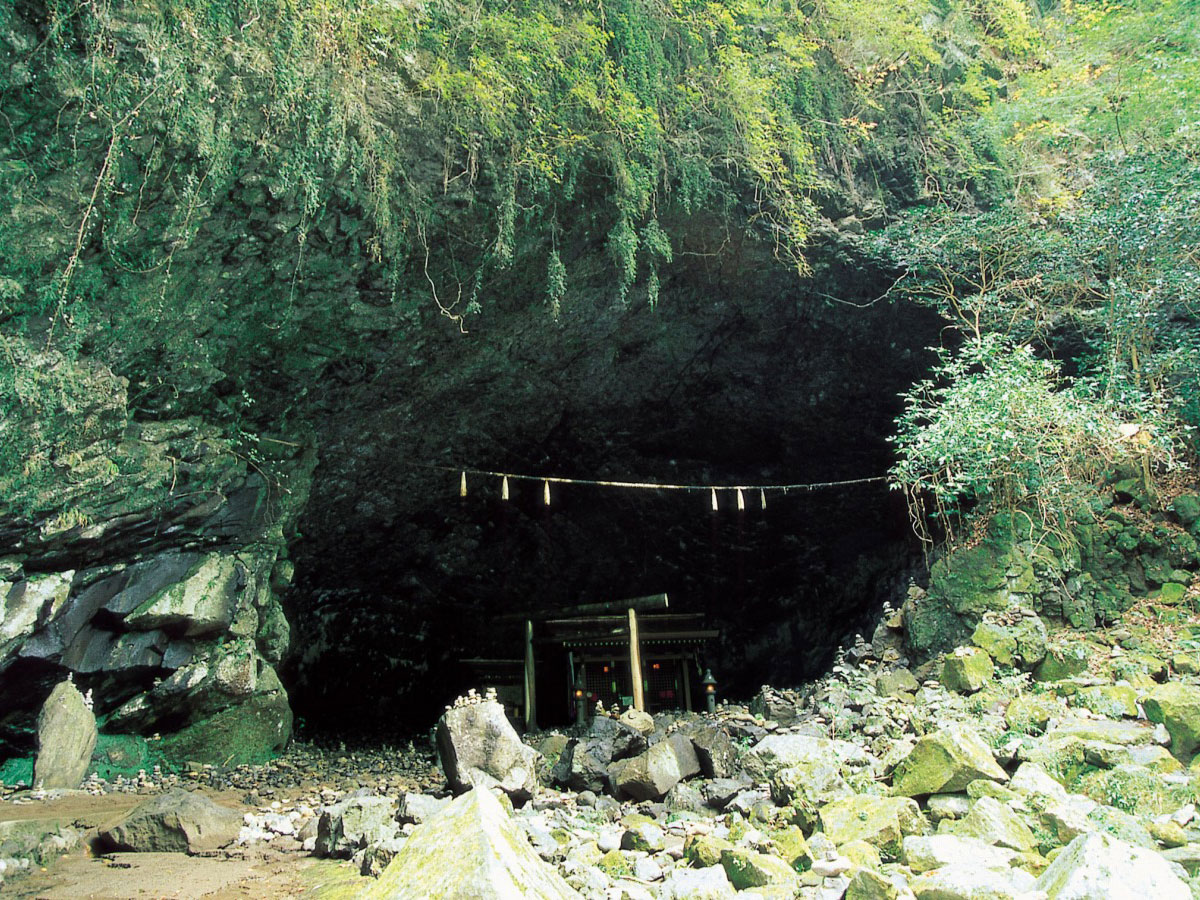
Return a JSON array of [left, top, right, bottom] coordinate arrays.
[[1035, 831, 1190, 899], [363, 788, 580, 899], [314, 796, 399, 858], [686, 723, 738, 778], [741, 732, 867, 781], [99, 789, 242, 853], [437, 699, 542, 803], [554, 716, 646, 792], [609, 733, 701, 801], [659, 865, 736, 899], [33, 680, 96, 790]]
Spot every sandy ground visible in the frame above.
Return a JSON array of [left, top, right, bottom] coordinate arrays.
[[0, 789, 365, 900]]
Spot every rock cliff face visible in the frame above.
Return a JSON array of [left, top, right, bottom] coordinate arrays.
[[0, 0, 991, 749], [0, 339, 314, 762]]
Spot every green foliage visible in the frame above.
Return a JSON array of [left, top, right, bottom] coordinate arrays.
[[890, 335, 1132, 537], [882, 0, 1199, 535]]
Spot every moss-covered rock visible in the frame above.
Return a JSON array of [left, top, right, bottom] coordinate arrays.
[[89, 734, 158, 780], [941, 647, 994, 693], [1076, 684, 1139, 719], [819, 794, 925, 855], [1034, 644, 1091, 682], [685, 833, 734, 868], [720, 847, 801, 890], [1143, 682, 1200, 759], [363, 788, 579, 899], [891, 724, 1009, 798], [971, 612, 1048, 670], [1173, 495, 1200, 527], [946, 796, 1036, 852], [1006, 692, 1065, 734], [157, 690, 292, 767]]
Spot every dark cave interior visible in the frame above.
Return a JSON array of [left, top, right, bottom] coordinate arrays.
[[281, 270, 946, 738]]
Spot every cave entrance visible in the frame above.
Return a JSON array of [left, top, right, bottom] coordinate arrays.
[[283, 247, 948, 740]]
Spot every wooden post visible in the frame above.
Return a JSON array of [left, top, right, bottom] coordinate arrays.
[[628, 608, 645, 712], [524, 619, 537, 731], [682, 661, 693, 712]]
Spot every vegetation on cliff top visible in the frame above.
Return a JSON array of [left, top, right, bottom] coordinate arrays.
[[0, 0, 1194, 542], [886, 0, 1199, 538]]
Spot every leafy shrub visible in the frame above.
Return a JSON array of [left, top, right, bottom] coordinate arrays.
[[890, 335, 1134, 539]]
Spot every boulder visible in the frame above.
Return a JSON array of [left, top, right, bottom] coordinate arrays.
[[941, 647, 993, 693], [1043, 716, 1154, 747], [891, 724, 1009, 797], [363, 788, 580, 899], [1035, 831, 1189, 899], [876, 668, 920, 697], [315, 796, 399, 857], [609, 733, 700, 801], [123, 553, 244, 637], [846, 867, 898, 900], [618, 708, 654, 735], [554, 716, 645, 793], [902, 834, 1018, 873], [437, 699, 542, 802], [910, 864, 1038, 899], [742, 732, 867, 781], [33, 680, 96, 790], [948, 796, 1036, 852], [659, 865, 736, 899], [397, 792, 450, 825], [157, 688, 292, 766], [1172, 494, 1200, 527], [971, 612, 1048, 670], [1005, 692, 1064, 734], [687, 723, 737, 778], [99, 789, 241, 853], [1077, 684, 1138, 719], [1034, 644, 1091, 682], [1143, 683, 1200, 759], [820, 794, 925, 854], [719, 847, 800, 891], [685, 833, 735, 868]]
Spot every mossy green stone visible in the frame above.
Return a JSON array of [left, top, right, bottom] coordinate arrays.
[[1077, 684, 1139, 719], [363, 789, 580, 899], [819, 794, 924, 855], [846, 866, 898, 900], [948, 796, 1036, 852], [598, 849, 631, 878], [1173, 495, 1200, 527], [685, 833, 733, 868], [891, 724, 1009, 797], [770, 825, 813, 872], [1143, 682, 1200, 759], [1006, 692, 1063, 734], [941, 647, 994, 693], [719, 847, 800, 890], [89, 734, 157, 780], [157, 691, 292, 767], [1158, 583, 1188, 606], [1034, 644, 1091, 682]]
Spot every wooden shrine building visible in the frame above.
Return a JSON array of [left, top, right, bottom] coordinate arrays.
[[461, 593, 717, 729]]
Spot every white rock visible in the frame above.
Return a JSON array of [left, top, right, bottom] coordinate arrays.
[[633, 855, 662, 881], [1171, 804, 1196, 827], [1035, 831, 1189, 899], [810, 855, 852, 877], [902, 834, 1018, 873], [1010, 763, 1067, 801], [910, 864, 1038, 899], [659, 865, 736, 899]]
